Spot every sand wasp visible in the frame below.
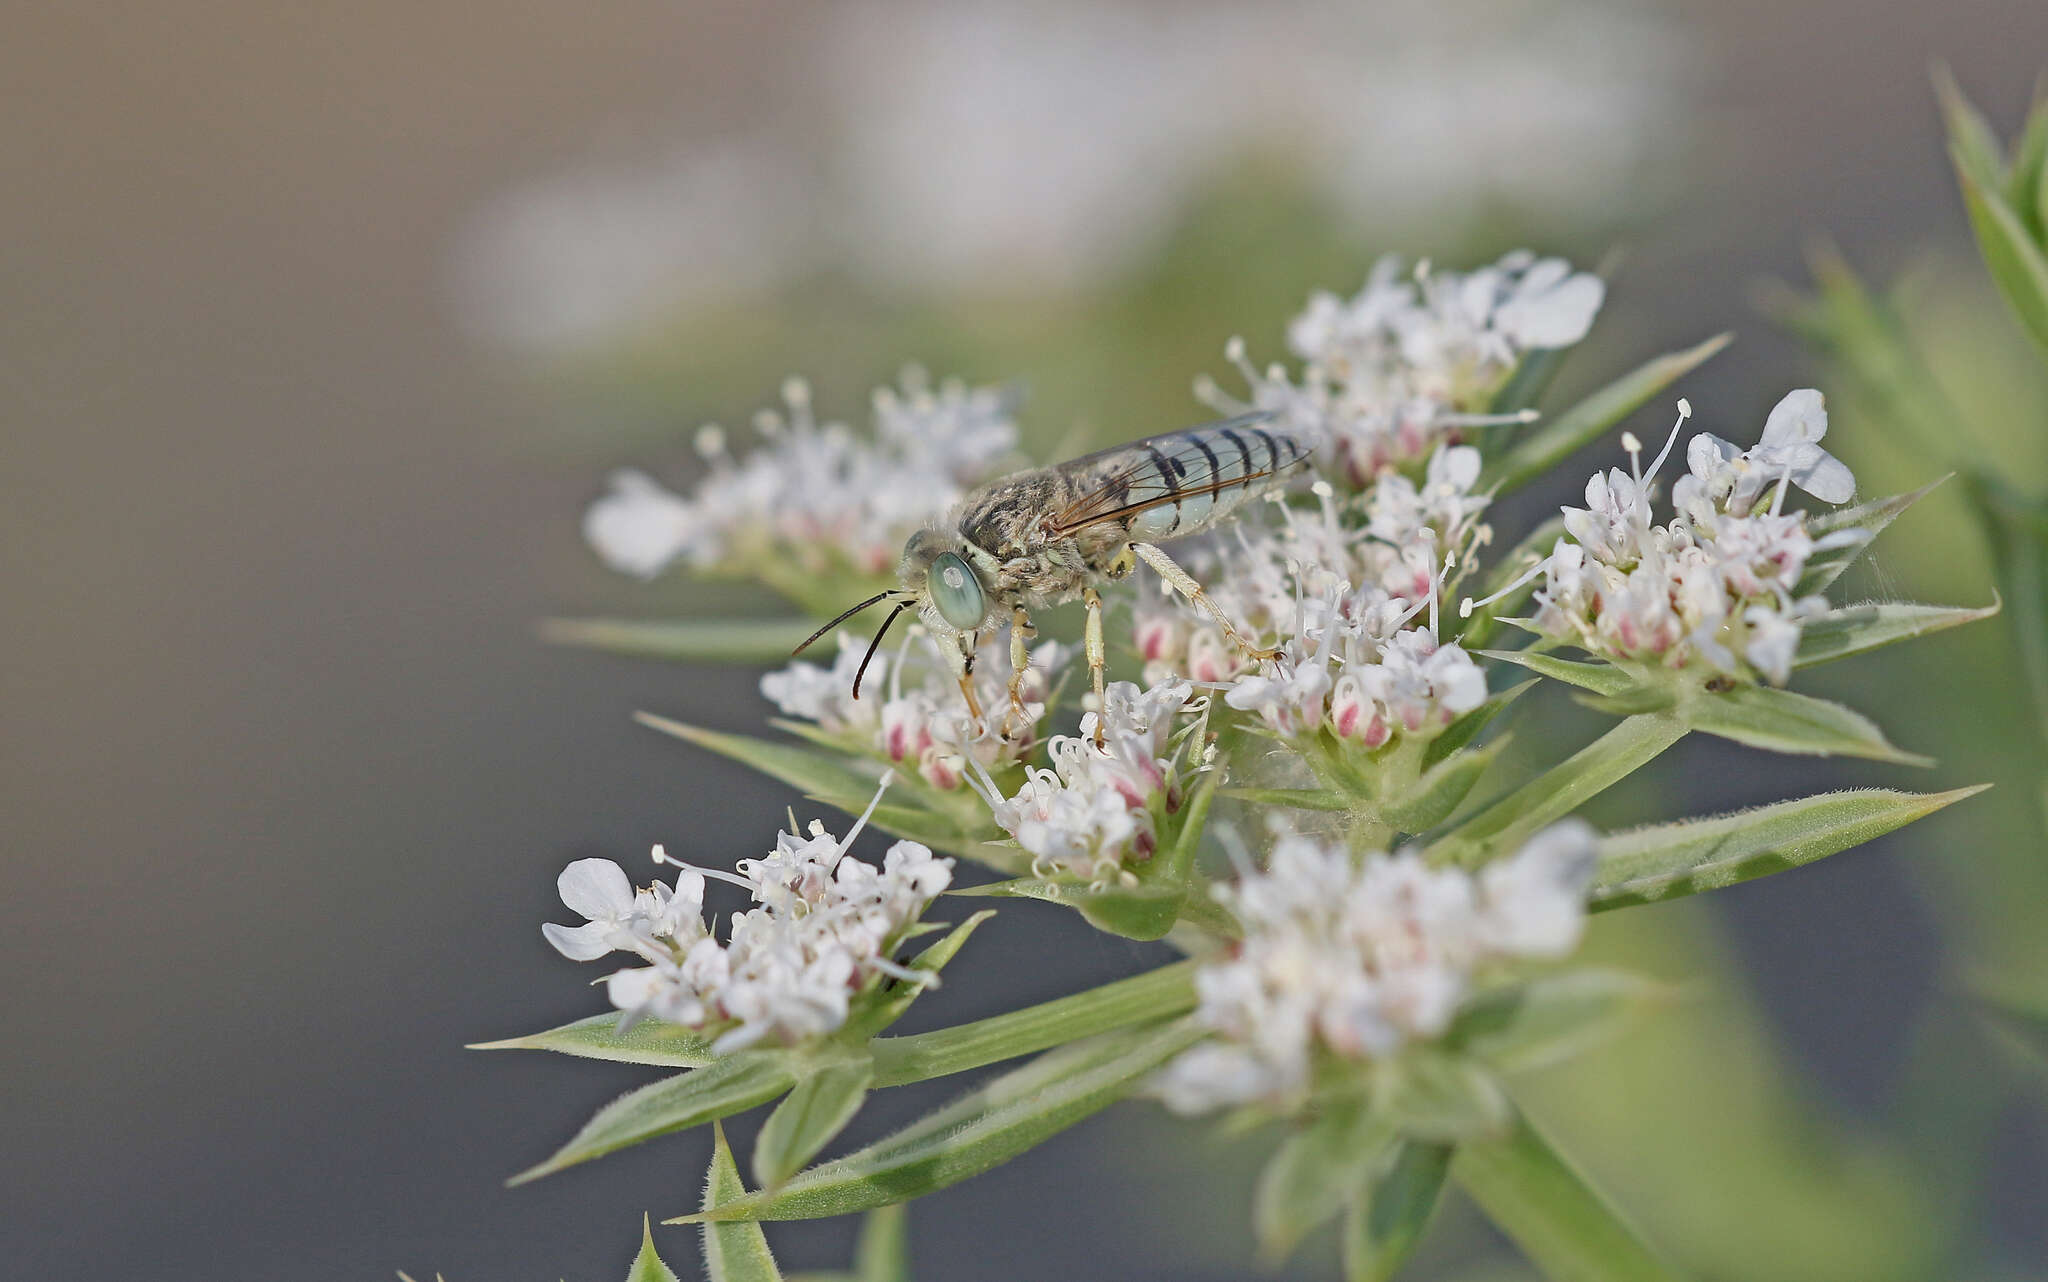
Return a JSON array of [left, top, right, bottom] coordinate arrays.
[[796, 411, 1311, 741]]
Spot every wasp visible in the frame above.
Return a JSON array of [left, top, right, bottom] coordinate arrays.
[[795, 411, 1312, 742]]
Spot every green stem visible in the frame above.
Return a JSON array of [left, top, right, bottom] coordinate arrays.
[[1454, 1105, 1685, 1282], [868, 961, 1198, 1087]]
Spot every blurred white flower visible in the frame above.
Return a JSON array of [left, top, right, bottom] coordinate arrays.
[[455, 1, 1690, 352], [544, 777, 955, 1051], [1154, 821, 1598, 1114], [583, 370, 1017, 581], [583, 471, 700, 580], [1204, 253, 1601, 485]]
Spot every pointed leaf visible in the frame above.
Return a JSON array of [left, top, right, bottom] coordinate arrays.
[[1424, 680, 1532, 767], [543, 617, 820, 664], [1488, 344, 1574, 415], [1253, 1101, 1393, 1263], [869, 961, 1198, 1087], [1384, 736, 1508, 834], [845, 911, 995, 1039], [1450, 970, 1674, 1073], [512, 1052, 797, 1184], [1454, 1105, 1682, 1282], [471, 1012, 717, 1069], [1797, 477, 1948, 594], [1481, 334, 1731, 494], [1954, 144, 2048, 354], [1479, 649, 1638, 697], [1430, 714, 1688, 865], [949, 877, 1184, 941], [1684, 685, 1931, 765], [1590, 785, 1987, 910], [637, 714, 879, 810], [852, 1206, 911, 1282], [2008, 89, 2048, 238], [1934, 64, 2009, 190], [678, 1020, 1203, 1223], [1793, 600, 1998, 668], [754, 1057, 875, 1189], [703, 1124, 783, 1282], [1342, 1141, 1453, 1282], [628, 1215, 684, 1282]]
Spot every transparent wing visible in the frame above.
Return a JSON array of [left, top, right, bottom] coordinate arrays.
[[1045, 411, 1307, 537]]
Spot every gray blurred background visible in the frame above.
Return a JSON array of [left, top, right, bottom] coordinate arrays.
[[6, 2, 2047, 1279]]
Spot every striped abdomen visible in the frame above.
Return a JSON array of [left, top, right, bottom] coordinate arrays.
[[1047, 411, 1311, 543]]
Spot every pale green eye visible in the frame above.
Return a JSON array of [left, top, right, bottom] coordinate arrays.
[[929, 552, 986, 631]]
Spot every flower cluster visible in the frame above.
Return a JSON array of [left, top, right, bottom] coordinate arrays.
[[761, 625, 1073, 789], [1527, 389, 1861, 684], [1135, 447, 1491, 747], [542, 781, 953, 1052], [1200, 252, 1603, 487], [972, 679, 1203, 884], [1154, 822, 1597, 1114], [583, 368, 1017, 580]]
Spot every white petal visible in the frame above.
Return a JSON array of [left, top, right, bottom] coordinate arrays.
[[583, 470, 696, 579], [1761, 388, 1828, 447], [543, 920, 620, 962], [1796, 452, 1856, 504], [556, 857, 635, 921], [1495, 274, 1604, 348]]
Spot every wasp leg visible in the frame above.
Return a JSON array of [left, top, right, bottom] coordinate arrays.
[[1132, 541, 1281, 662], [1083, 586, 1107, 747], [935, 629, 987, 728], [1002, 605, 1034, 739]]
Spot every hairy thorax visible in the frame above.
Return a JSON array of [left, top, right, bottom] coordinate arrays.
[[957, 464, 1136, 609]]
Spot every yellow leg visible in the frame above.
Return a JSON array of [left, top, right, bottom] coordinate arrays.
[[1084, 586, 1107, 747], [1132, 542, 1280, 661], [1003, 605, 1034, 738], [936, 629, 986, 728]]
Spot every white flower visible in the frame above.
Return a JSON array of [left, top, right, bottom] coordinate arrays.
[[760, 634, 881, 731], [547, 777, 956, 1050], [583, 471, 701, 579], [1154, 823, 1598, 1114], [1533, 393, 1858, 685], [1204, 252, 1603, 487], [975, 678, 1198, 882], [582, 370, 1017, 581], [1491, 257, 1606, 349]]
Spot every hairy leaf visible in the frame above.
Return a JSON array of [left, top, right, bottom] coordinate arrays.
[[1479, 649, 1639, 697], [1590, 785, 1987, 909], [1953, 141, 2048, 354], [948, 877, 1184, 941], [703, 1124, 783, 1282], [627, 1215, 684, 1282], [1481, 334, 1731, 495], [1384, 735, 1509, 834], [754, 1055, 875, 1189], [1798, 477, 1947, 595], [471, 1012, 718, 1069], [637, 714, 880, 811], [1431, 714, 1689, 865], [1684, 685, 1931, 765], [869, 961, 1198, 1087], [1379, 1053, 1512, 1143], [512, 1051, 797, 1184], [678, 1020, 1203, 1223], [1792, 600, 1998, 668]]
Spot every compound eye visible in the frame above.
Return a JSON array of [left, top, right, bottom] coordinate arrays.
[[929, 552, 986, 631]]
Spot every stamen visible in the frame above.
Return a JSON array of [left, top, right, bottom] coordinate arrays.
[[653, 844, 756, 891], [1437, 408, 1540, 429], [1644, 399, 1691, 485], [1769, 455, 1797, 516], [831, 769, 898, 864], [1459, 555, 1552, 618]]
